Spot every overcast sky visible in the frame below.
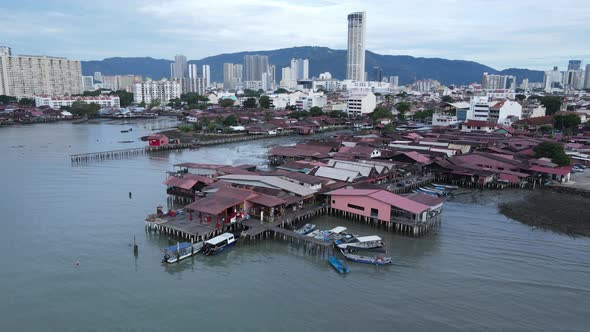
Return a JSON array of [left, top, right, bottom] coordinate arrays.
[[1, 0, 589, 70]]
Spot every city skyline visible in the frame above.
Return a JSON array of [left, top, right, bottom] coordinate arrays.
[[0, 0, 589, 70]]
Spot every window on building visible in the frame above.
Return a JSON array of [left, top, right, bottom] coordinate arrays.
[[347, 203, 365, 211]]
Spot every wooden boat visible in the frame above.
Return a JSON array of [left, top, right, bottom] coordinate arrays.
[[337, 235, 383, 250], [339, 248, 392, 266], [162, 241, 204, 263], [328, 255, 350, 273], [295, 223, 316, 235], [432, 183, 459, 190], [202, 233, 237, 256], [415, 188, 439, 197]]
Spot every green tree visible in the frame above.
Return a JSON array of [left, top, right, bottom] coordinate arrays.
[[138, 101, 146, 108], [0, 95, 18, 104], [242, 97, 257, 108], [369, 107, 393, 120], [70, 101, 100, 117], [413, 109, 434, 120], [219, 98, 235, 107], [259, 95, 271, 109], [441, 95, 453, 103], [288, 111, 309, 119], [533, 141, 570, 166], [167, 98, 183, 108], [309, 106, 323, 116], [18, 98, 35, 107], [553, 114, 581, 131], [223, 115, 238, 126], [396, 102, 410, 120], [148, 99, 161, 109], [329, 110, 345, 118], [382, 123, 396, 134], [181, 92, 208, 105], [178, 124, 193, 132], [110, 90, 133, 107], [242, 89, 260, 98], [285, 105, 296, 111], [541, 96, 562, 115], [264, 111, 273, 121], [274, 88, 288, 94]]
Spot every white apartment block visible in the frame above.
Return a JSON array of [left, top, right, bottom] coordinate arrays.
[[133, 79, 181, 105], [346, 91, 376, 117], [467, 96, 521, 124], [82, 76, 94, 91], [0, 53, 82, 98], [432, 113, 459, 127], [202, 65, 211, 88], [482, 72, 516, 90], [35, 95, 120, 109], [101, 75, 141, 92]]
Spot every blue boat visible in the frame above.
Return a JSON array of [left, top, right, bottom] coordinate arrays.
[[162, 241, 203, 263], [328, 255, 350, 273]]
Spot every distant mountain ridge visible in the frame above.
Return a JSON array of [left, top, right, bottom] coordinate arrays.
[[81, 46, 544, 86]]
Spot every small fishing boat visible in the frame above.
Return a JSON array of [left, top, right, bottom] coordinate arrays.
[[415, 188, 439, 197], [340, 248, 392, 266], [328, 255, 350, 273], [202, 233, 237, 256], [162, 241, 204, 263], [337, 235, 383, 250], [295, 223, 316, 235]]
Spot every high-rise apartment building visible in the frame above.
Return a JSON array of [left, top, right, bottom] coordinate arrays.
[[170, 55, 187, 79], [0, 51, 82, 98], [390, 76, 399, 88], [244, 55, 269, 82], [0, 46, 11, 56], [568, 60, 581, 71], [290, 58, 309, 81], [585, 64, 590, 89], [187, 64, 204, 94], [82, 76, 94, 91], [346, 11, 366, 81], [223, 63, 243, 90], [93, 72, 102, 82], [482, 72, 516, 90], [372, 66, 383, 82], [102, 75, 142, 92], [133, 79, 181, 105], [202, 65, 211, 88]]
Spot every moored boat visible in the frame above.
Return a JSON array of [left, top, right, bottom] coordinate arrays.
[[328, 255, 350, 273], [202, 233, 237, 256], [340, 248, 392, 266], [295, 223, 316, 235], [432, 183, 459, 190], [162, 241, 204, 263], [337, 235, 383, 250]]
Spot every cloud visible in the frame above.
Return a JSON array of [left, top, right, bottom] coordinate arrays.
[[0, 0, 589, 70]]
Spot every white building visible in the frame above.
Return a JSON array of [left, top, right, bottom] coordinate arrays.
[[133, 79, 181, 105], [390, 76, 399, 88], [346, 12, 366, 81], [280, 67, 297, 89], [432, 113, 459, 127], [35, 95, 120, 109], [348, 80, 394, 94], [543, 67, 563, 92], [202, 65, 211, 88], [482, 72, 516, 90], [467, 96, 522, 124], [290, 58, 309, 80], [0, 46, 11, 56], [223, 63, 243, 90], [82, 76, 94, 91], [295, 91, 327, 111], [412, 79, 441, 92], [93, 72, 102, 82], [188, 64, 204, 94], [0, 52, 82, 98], [346, 91, 376, 117], [101, 75, 141, 92]]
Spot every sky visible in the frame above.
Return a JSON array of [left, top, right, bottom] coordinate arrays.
[[0, 0, 589, 70]]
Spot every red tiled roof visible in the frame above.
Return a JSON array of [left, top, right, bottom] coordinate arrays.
[[185, 187, 256, 215]]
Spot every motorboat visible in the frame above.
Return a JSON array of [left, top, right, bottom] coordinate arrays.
[[339, 248, 392, 266], [295, 223, 316, 235], [162, 241, 204, 263], [337, 235, 383, 250], [328, 255, 350, 273], [202, 233, 237, 256]]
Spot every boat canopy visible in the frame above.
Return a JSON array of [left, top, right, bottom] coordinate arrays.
[[330, 226, 347, 234], [165, 242, 192, 252], [206, 233, 234, 245], [356, 235, 382, 242]]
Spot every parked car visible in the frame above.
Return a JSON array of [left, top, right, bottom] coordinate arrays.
[[573, 163, 587, 169]]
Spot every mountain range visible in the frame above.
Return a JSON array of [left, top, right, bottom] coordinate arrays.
[[81, 46, 544, 86]]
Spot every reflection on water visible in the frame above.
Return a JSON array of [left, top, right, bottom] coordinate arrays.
[[0, 120, 589, 331]]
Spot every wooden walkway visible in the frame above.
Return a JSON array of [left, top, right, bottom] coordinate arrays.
[[70, 143, 194, 163]]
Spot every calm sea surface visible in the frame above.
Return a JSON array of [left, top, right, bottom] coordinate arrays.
[[1, 119, 589, 331]]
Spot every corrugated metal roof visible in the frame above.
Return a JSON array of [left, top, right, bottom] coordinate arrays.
[[327, 159, 375, 177], [314, 167, 360, 182], [218, 175, 317, 197]]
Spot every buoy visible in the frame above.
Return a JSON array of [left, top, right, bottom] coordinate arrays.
[[75, 261, 80, 266]]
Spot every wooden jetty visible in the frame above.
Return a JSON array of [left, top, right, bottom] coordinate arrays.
[[70, 143, 194, 163]]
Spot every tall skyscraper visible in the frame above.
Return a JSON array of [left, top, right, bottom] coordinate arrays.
[[482, 72, 516, 90], [290, 58, 309, 80], [372, 66, 383, 82], [390, 76, 399, 88], [188, 64, 204, 94], [170, 55, 188, 79], [568, 60, 581, 71], [585, 64, 590, 89], [81, 76, 94, 91], [0, 46, 11, 56], [202, 65, 211, 88], [223, 63, 243, 89], [244, 55, 269, 81], [93, 71, 102, 82], [0, 51, 82, 97], [346, 11, 366, 81]]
